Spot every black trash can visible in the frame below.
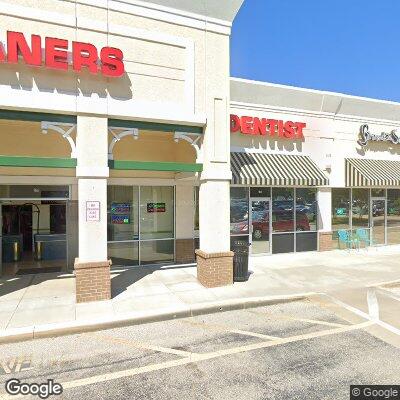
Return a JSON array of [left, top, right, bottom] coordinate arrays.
[[231, 238, 250, 282]]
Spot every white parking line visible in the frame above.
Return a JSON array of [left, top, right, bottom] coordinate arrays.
[[0, 320, 372, 398], [180, 319, 280, 340], [367, 289, 380, 321], [89, 334, 195, 357], [376, 287, 400, 302], [248, 309, 347, 328], [325, 292, 400, 337]]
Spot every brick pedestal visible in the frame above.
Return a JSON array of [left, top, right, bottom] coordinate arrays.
[[74, 259, 111, 303], [195, 249, 234, 288], [319, 231, 333, 252], [176, 239, 195, 263]]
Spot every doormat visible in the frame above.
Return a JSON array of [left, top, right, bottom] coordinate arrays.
[[16, 267, 62, 275]]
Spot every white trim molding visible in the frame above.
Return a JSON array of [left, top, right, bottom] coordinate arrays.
[[41, 121, 77, 158], [108, 127, 139, 160]]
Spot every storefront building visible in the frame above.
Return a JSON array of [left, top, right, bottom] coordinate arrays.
[[230, 78, 400, 256], [0, 0, 244, 301], [0, 1, 399, 303]]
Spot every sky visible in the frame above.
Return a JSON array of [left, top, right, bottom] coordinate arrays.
[[230, 0, 400, 102]]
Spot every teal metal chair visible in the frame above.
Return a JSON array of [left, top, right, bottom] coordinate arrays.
[[356, 228, 373, 248], [337, 229, 358, 250]]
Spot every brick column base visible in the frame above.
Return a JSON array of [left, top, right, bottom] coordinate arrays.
[[74, 259, 111, 303], [195, 249, 234, 288], [319, 231, 333, 251], [176, 239, 195, 263]]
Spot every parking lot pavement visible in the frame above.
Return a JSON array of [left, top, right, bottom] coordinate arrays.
[[0, 292, 399, 400]]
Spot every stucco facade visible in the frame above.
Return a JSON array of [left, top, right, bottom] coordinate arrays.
[[0, 1, 399, 302], [0, 0, 244, 300]]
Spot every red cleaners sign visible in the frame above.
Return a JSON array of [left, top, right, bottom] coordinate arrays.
[[231, 114, 306, 140], [0, 31, 125, 77]]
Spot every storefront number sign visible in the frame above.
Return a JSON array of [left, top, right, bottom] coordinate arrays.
[[86, 201, 100, 222], [0, 31, 125, 77], [358, 124, 400, 147], [147, 203, 166, 213], [231, 114, 306, 140]]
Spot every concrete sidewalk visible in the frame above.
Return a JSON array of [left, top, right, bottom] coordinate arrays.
[[0, 245, 400, 342]]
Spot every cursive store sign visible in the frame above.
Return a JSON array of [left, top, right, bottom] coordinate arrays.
[[358, 124, 400, 147]]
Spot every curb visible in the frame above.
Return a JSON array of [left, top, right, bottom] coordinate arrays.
[[0, 292, 315, 344]]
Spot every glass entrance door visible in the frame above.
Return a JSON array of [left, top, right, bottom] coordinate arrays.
[[250, 198, 271, 255], [107, 185, 175, 267], [0, 204, 2, 276], [371, 198, 386, 245]]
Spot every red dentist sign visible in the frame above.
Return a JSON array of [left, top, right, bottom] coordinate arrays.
[[0, 31, 124, 77], [231, 114, 306, 140]]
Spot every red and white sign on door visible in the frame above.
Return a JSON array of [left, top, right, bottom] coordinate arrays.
[[86, 201, 100, 222]]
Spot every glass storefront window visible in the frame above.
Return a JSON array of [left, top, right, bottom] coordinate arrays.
[[0, 185, 69, 199], [272, 188, 294, 232], [332, 188, 350, 230], [352, 189, 369, 229], [107, 186, 139, 241], [296, 188, 317, 231], [230, 187, 249, 235], [387, 189, 400, 245], [107, 185, 174, 266], [108, 242, 139, 267], [250, 187, 271, 197], [140, 240, 174, 265], [371, 189, 385, 197], [140, 186, 174, 240]]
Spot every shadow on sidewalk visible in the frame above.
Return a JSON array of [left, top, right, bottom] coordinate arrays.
[[0, 272, 73, 299], [110, 264, 193, 298]]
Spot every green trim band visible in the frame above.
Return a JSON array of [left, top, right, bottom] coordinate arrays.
[[0, 110, 77, 124], [108, 119, 203, 134], [109, 160, 203, 172], [0, 156, 77, 168]]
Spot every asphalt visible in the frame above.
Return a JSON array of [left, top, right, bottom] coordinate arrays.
[[0, 295, 399, 400]]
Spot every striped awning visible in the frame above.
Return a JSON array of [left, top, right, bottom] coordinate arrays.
[[346, 158, 400, 187], [231, 152, 329, 186]]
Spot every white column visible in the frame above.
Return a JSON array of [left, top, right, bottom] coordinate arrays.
[[175, 185, 194, 239], [76, 116, 109, 263], [197, 31, 231, 255], [199, 178, 231, 253], [317, 187, 332, 232]]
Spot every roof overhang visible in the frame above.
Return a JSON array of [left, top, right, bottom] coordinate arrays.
[[231, 78, 400, 122], [144, 0, 245, 24]]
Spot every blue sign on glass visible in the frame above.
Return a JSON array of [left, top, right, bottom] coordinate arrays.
[[111, 202, 131, 224], [111, 214, 130, 224], [111, 203, 131, 213]]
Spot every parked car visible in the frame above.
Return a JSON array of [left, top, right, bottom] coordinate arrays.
[[272, 200, 293, 211], [252, 211, 310, 240], [372, 203, 385, 217]]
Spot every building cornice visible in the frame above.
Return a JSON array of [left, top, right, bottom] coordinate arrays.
[[230, 100, 400, 127], [70, 0, 233, 35], [0, 0, 233, 35], [231, 78, 400, 125]]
